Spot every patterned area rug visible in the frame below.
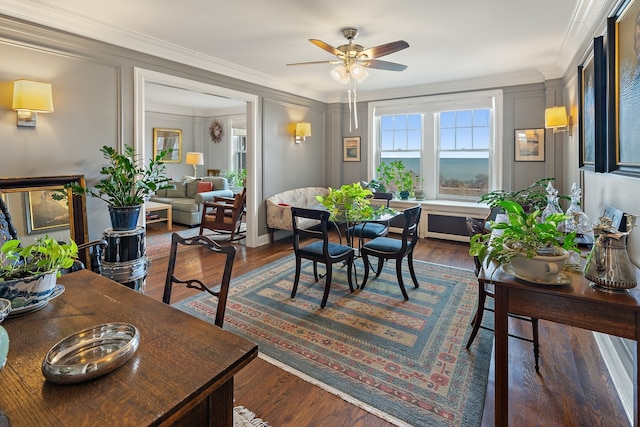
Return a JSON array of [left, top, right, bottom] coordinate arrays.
[[173, 256, 493, 427]]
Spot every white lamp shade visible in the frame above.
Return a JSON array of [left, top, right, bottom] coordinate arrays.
[[185, 152, 204, 165], [12, 80, 54, 112], [545, 106, 568, 128], [349, 63, 369, 83]]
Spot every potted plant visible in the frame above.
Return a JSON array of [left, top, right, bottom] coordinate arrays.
[[316, 182, 374, 223], [469, 200, 578, 282], [64, 145, 174, 230], [374, 160, 415, 199], [478, 177, 565, 212], [0, 236, 78, 309]]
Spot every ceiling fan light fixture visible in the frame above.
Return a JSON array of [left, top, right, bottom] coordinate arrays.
[[350, 63, 369, 83], [331, 65, 350, 84]]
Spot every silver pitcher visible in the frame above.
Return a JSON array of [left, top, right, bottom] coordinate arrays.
[[584, 215, 638, 293]]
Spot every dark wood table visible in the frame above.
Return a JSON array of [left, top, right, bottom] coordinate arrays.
[[478, 262, 640, 426], [0, 269, 258, 426]]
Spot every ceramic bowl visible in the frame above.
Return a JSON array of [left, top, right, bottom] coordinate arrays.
[[0, 298, 10, 323], [0, 271, 57, 309]]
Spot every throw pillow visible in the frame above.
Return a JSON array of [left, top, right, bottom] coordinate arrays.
[[197, 181, 213, 193]]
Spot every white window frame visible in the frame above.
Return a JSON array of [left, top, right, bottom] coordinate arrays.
[[367, 89, 503, 201]]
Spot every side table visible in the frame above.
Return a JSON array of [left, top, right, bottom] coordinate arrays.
[[144, 201, 172, 230]]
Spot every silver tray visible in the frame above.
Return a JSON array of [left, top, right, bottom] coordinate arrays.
[[42, 322, 139, 384]]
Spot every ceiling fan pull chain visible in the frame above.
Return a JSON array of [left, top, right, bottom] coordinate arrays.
[[353, 80, 359, 130], [348, 88, 353, 132]]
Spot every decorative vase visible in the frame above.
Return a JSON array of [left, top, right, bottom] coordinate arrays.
[[414, 190, 425, 200], [0, 298, 9, 370], [399, 190, 410, 200], [0, 271, 57, 309], [109, 205, 142, 231]]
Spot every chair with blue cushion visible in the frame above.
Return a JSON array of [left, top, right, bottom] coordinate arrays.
[[291, 207, 355, 308], [360, 204, 421, 300], [346, 192, 393, 248]]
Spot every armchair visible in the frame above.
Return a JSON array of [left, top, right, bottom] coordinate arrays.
[[199, 188, 246, 241]]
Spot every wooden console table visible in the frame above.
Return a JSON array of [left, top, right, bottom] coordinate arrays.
[[479, 263, 640, 426], [0, 269, 257, 426]]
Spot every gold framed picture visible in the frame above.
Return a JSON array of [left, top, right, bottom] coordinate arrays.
[[25, 188, 70, 234], [343, 137, 361, 162], [153, 128, 182, 163]]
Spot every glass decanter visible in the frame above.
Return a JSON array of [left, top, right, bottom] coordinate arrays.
[[541, 182, 563, 222], [564, 182, 591, 234]]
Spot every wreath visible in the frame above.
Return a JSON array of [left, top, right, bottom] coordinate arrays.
[[209, 120, 224, 143]]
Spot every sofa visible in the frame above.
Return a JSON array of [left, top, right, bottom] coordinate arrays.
[[149, 177, 234, 226], [266, 187, 329, 242]]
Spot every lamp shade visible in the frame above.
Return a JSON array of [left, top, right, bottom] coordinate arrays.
[[12, 80, 54, 112], [295, 122, 311, 138], [545, 106, 568, 128], [185, 152, 204, 165], [330, 66, 350, 84]]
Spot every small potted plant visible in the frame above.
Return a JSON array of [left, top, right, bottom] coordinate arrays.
[[478, 177, 565, 212], [375, 160, 415, 199], [64, 145, 174, 230], [469, 200, 578, 282], [0, 237, 78, 309]]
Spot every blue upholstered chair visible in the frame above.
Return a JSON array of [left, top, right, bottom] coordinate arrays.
[[346, 192, 393, 248], [291, 207, 355, 308], [360, 205, 421, 300]]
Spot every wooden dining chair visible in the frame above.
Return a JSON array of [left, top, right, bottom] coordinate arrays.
[[465, 216, 540, 372], [291, 207, 355, 308], [162, 233, 236, 327], [360, 204, 421, 300]]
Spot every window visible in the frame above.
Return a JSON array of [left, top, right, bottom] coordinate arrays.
[[438, 109, 490, 197], [370, 90, 502, 201], [234, 132, 246, 171]]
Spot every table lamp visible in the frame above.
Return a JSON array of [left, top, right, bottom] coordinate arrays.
[[185, 152, 204, 178]]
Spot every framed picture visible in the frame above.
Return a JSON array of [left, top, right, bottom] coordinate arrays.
[[25, 188, 70, 234], [343, 137, 361, 162], [153, 128, 182, 163], [514, 129, 545, 162], [609, 0, 640, 176], [578, 36, 607, 172]]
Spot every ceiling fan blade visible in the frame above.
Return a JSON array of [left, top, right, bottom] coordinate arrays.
[[360, 40, 409, 59], [309, 39, 342, 56], [286, 60, 340, 66], [362, 59, 407, 71]]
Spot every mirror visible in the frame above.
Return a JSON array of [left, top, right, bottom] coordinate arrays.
[[0, 175, 89, 266]]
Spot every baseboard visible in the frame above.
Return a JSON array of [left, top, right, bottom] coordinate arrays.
[[593, 332, 633, 425]]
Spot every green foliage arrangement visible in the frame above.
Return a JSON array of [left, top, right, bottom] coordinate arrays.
[[374, 160, 415, 195], [315, 182, 374, 222], [64, 145, 174, 207], [478, 177, 564, 212], [469, 200, 578, 271], [0, 237, 78, 281]]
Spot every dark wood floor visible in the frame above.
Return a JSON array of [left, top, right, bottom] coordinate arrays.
[[144, 224, 629, 426]]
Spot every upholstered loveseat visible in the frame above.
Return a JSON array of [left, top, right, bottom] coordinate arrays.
[[149, 177, 234, 226], [265, 187, 329, 242]]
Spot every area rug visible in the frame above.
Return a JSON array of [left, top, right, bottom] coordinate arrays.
[[173, 256, 493, 427], [233, 406, 270, 427]]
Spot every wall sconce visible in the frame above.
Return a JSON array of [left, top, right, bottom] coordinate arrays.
[[545, 106, 572, 136], [294, 122, 311, 144], [185, 152, 204, 178], [12, 79, 54, 128]]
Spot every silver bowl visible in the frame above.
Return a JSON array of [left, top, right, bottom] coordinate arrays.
[[42, 322, 139, 384]]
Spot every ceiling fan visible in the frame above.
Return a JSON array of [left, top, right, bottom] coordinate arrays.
[[287, 28, 409, 81]]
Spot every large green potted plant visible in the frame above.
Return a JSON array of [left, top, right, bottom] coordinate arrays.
[[0, 237, 78, 309], [469, 200, 578, 283], [316, 182, 374, 223], [374, 160, 415, 199], [65, 145, 173, 230]]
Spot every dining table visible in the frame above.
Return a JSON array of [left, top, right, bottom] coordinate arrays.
[[0, 269, 258, 426]]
